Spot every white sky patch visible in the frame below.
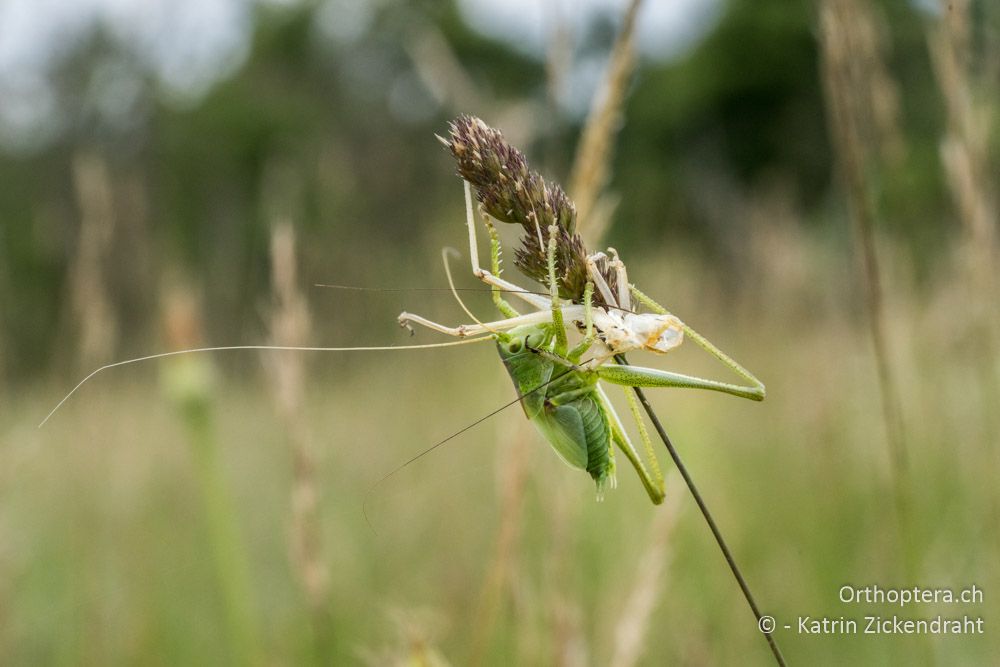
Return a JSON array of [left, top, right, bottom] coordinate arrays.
[[0, 0, 252, 95], [0, 0, 253, 150], [0, 71, 63, 153], [102, 0, 252, 103], [457, 0, 722, 61], [0, 0, 89, 74], [0, 0, 723, 151]]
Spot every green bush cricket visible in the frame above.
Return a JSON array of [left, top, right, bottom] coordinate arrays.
[[396, 160, 765, 503], [42, 118, 765, 510]]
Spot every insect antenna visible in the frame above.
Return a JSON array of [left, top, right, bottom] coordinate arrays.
[[441, 247, 502, 336], [362, 356, 591, 531], [38, 337, 495, 428], [314, 282, 563, 308], [362, 376, 546, 531], [314, 284, 548, 297]]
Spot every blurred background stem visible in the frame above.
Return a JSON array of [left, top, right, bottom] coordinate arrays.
[[265, 217, 334, 664], [182, 396, 260, 667], [161, 289, 260, 666], [818, 0, 913, 574]]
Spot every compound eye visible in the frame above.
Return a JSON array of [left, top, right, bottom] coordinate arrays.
[[508, 340, 523, 354]]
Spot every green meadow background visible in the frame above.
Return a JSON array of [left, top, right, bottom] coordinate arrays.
[[2, 0, 998, 664]]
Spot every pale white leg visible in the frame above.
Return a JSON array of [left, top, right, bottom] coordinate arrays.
[[599, 384, 662, 499], [464, 180, 483, 274], [463, 181, 549, 311], [399, 305, 586, 338], [479, 269, 550, 311], [607, 248, 631, 311], [585, 252, 618, 308]]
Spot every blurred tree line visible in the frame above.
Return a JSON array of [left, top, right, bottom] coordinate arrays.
[[1, 0, 995, 383]]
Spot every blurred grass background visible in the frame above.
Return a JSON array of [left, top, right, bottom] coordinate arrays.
[[1, 0, 999, 664]]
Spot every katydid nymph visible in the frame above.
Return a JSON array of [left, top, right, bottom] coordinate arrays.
[[383, 115, 766, 503], [394, 171, 765, 505], [40, 116, 765, 509]]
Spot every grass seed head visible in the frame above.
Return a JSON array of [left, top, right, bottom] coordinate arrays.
[[442, 115, 617, 304]]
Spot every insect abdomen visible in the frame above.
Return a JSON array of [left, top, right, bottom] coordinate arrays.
[[572, 394, 615, 495]]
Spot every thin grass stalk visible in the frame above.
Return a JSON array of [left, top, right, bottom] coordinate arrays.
[[545, 478, 587, 667], [818, 0, 910, 529], [266, 221, 333, 661], [543, 1, 572, 169], [185, 403, 260, 665], [609, 471, 681, 667], [0, 229, 8, 398], [468, 419, 530, 664], [569, 0, 643, 246], [160, 288, 260, 665], [70, 152, 118, 373], [616, 355, 787, 666], [404, 19, 482, 112], [926, 0, 1000, 462]]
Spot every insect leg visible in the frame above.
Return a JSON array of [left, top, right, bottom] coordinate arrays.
[[568, 281, 596, 362], [607, 248, 631, 311], [629, 285, 766, 398], [398, 306, 585, 339], [484, 218, 519, 318], [546, 224, 569, 356], [597, 385, 665, 504], [622, 385, 664, 491], [463, 181, 548, 310], [595, 362, 765, 401], [585, 252, 619, 307]]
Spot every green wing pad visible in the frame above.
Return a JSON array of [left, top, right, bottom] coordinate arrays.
[[534, 395, 615, 495], [533, 404, 589, 470], [575, 396, 615, 491]]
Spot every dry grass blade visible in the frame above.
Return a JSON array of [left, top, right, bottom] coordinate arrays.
[[929, 3, 995, 238], [70, 152, 119, 372], [610, 471, 682, 667], [265, 221, 333, 656], [926, 0, 1000, 538], [818, 0, 908, 480], [405, 19, 482, 112], [545, 478, 587, 667], [160, 285, 261, 665], [469, 419, 531, 664], [927, 0, 999, 335], [620, 364, 786, 666], [544, 2, 573, 129], [569, 0, 644, 246]]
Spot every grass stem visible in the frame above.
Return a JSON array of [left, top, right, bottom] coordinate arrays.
[[615, 355, 786, 667]]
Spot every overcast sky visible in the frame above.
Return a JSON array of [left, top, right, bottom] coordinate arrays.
[[0, 0, 720, 152]]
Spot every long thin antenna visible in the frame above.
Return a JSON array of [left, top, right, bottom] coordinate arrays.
[[442, 248, 496, 333], [362, 364, 577, 531], [313, 284, 550, 293], [615, 354, 787, 667], [39, 338, 492, 428]]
